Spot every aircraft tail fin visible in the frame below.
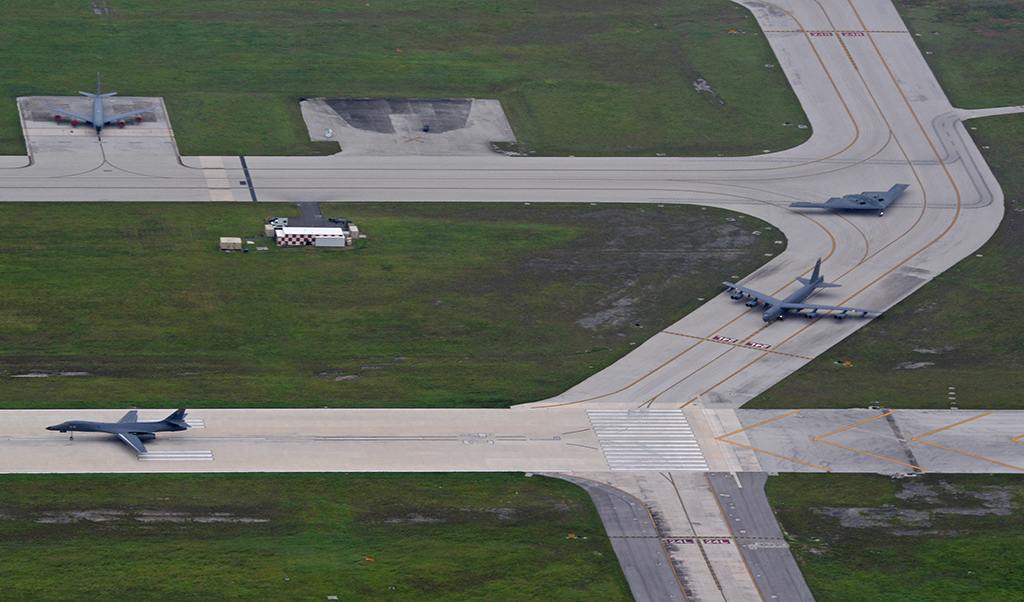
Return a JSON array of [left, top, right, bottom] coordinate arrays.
[[94, 74, 117, 98], [163, 409, 189, 428], [796, 259, 841, 288]]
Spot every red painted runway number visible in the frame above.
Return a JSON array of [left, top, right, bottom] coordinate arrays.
[[842, 31, 866, 36], [712, 335, 771, 350], [703, 539, 731, 544], [810, 32, 833, 36], [665, 538, 696, 544]]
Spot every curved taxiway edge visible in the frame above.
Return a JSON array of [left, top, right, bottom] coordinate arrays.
[[546, 474, 690, 602]]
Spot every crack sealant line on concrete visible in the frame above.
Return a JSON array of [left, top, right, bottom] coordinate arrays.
[[716, 410, 829, 472], [883, 411, 922, 469], [813, 411, 927, 472], [912, 411, 1024, 472], [239, 156, 257, 202]]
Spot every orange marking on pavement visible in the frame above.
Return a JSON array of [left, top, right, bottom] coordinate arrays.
[[813, 411, 927, 471], [663, 331, 813, 360], [716, 411, 830, 471], [912, 412, 1024, 472]]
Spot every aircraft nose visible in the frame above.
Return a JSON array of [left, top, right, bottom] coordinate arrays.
[[46, 424, 59, 431]]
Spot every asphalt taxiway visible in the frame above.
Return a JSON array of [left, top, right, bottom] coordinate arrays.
[[3, 0, 1023, 600]]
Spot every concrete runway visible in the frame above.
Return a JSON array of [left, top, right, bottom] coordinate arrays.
[[2, 0, 1021, 600]]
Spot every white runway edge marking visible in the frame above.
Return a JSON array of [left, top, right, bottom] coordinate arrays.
[[185, 419, 205, 429], [138, 450, 214, 462], [588, 410, 709, 471]]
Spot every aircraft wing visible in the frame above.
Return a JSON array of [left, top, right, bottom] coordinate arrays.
[[117, 433, 147, 453], [790, 198, 870, 209], [781, 301, 881, 314], [723, 282, 781, 306], [117, 410, 138, 424], [40, 105, 92, 123], [103, 106, 158, 125], [866, 184, 910, 209]]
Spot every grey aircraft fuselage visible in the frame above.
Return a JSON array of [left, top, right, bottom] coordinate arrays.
[[789, 184, 910, 215], [40, 74, 157, 136], [723, 259, 882, 323], [47, 409, 189, 453]]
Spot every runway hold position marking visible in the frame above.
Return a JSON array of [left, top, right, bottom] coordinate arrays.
[[588, 409, 708, 471]]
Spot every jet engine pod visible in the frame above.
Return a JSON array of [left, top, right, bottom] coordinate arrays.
[[118, 120, 126, 128], [135, 115, 142, 123], [745, 299, 758, 307], [54, 114, 62, 123], [71, 119, 78, 127], [834, 311, 847, 320]]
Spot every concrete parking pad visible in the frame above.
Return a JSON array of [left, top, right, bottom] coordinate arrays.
[[300, 97, 515, 155]]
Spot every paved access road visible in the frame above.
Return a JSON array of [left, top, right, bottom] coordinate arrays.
[[2, 0, 1021, 600]]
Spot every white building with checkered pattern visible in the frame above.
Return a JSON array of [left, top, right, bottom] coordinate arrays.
[[275, 227, 348, 247]]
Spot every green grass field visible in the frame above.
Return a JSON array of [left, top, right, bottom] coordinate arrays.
[[0, 0, 808, 157], [750, 1, 1024, 411], [0, 202, 779, 409], [767, 473, 1024, 602], [1, 1, 1022, 600], [0, 473, 631, 602]]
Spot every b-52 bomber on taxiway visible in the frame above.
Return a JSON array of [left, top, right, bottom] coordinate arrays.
[[723, 259, 882, 323], [790, 184, 909, 215], [41, 74, 157, 138], [47, 409, 189, 453]]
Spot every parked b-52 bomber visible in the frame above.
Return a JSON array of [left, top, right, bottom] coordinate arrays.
[[40, 74, 157, 139], [789, 184, 909, 215], [723, 259, 882, 323], [47, 409, 189, 453]]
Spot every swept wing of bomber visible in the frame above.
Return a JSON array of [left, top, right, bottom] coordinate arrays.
[[790, 184, 909, 215], [47, 409, 189, 453], [40, 74, 157, 138], [723, 259, 882, 323]]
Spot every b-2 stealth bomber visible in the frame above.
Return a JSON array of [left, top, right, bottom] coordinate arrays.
[[790, 184, 909, 215]]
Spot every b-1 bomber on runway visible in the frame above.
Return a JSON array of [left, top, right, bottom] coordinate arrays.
[[47, 409, 189, 453], [724, 259, 882, 323], [790, 184, 909, 215]]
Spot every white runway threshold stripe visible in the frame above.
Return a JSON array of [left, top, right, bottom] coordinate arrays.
[[138, 450, 214, 462], [588, 410, 709, 471], [184, 419, 205, 429]]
